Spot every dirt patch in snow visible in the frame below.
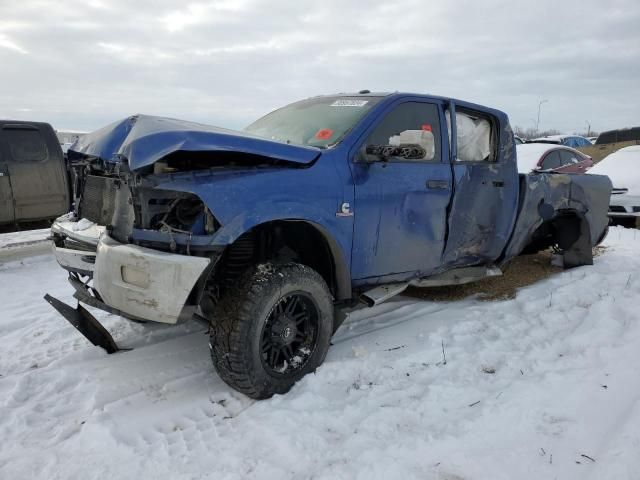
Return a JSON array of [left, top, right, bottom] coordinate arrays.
[[406, 250, 563, 302]]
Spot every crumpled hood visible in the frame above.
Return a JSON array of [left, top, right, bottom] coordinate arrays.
[[68, 114, 321, 171]]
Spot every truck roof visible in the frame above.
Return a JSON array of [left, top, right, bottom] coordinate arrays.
[[322, 92, 509, 121]]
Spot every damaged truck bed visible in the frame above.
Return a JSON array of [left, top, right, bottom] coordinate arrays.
[[46, 92, 612, 399]]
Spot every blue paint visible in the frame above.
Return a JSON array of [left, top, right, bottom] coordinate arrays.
[[442, 106, 520, 267], [72, 93, 611, 292], [561, 136, 592, 148], [68, 114, 321, 169]]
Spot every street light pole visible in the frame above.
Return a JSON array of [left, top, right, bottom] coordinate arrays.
[[536, 99, 548, 133]]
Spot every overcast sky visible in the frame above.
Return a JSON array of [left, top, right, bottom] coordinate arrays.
[[1, 0, 638, 134]]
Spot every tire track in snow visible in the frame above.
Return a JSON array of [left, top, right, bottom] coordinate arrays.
[[1, 228, 640, 479]]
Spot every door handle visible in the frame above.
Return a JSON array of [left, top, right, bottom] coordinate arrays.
[[427, 180, 449, 190], [492, 181, 504, 187]]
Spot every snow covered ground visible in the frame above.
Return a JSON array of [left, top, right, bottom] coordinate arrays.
[[0, 227, 49, 250], [1, 227, 639, 479]]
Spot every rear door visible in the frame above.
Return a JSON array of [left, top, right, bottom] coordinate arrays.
[[0, 143, 14, 224], [1, 123, 69, 221], [351, 99, 452, 280], [442, 104, 519, 267]]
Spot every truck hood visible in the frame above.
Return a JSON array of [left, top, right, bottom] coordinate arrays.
[[67, 114, 322, 171]]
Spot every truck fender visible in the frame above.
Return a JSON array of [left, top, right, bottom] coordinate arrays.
[[211, 204, 352, 301]]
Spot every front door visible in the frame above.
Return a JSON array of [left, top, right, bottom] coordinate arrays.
[[351, 100, 452, 281], [442, 105, 519, 267], [1, 124, 69, 221]]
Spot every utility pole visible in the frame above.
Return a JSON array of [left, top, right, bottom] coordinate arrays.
[[585, 120, 591, 136], [536, 99, 548, 133]]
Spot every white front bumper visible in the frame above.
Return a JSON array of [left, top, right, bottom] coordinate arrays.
[[51, 215, 104, 274], [609, 193, 640, 217], [51, 214, 105, 246], [93, 236, 211, 324]]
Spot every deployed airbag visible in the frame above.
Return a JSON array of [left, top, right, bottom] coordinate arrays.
[[447, 112, 491, 161]]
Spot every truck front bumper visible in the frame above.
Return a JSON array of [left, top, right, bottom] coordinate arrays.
[[92, 235, 212, 324], [50, 214, 216, 324], [51, 215, 105, 275]]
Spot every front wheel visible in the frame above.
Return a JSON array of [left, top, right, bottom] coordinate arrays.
[[209, 263, 334, 399]]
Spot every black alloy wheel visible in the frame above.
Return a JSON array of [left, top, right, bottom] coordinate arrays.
[[208, 263, 334, 399], [260, 292, 319, 376]]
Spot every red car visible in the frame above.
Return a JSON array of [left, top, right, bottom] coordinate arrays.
[[516, 143, 593, 174]]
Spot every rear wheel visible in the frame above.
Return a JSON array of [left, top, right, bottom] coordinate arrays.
[[209, 262, 334, 399]]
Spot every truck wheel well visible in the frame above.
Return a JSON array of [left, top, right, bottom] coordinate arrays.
[[214, 221, 350, 301], [521, 210, 593, 267]]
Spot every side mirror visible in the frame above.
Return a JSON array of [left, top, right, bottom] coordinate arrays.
[[363, 144, 428, 161], [363, 145, 392, 162], [357, 130, 436, 163], [354, 145, 393, 163]]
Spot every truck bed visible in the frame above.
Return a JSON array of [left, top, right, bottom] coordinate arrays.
[[503, 172, 612, 262]]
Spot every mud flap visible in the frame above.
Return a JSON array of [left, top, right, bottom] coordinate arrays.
[[559, 214, 593, 268], [44, 294, 120, 354]]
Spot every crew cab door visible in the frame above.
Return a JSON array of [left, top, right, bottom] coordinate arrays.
[[0, 149, 14, 224], [442, 104, 519, 266], [351, 100, 452, 280], [0, 124, 70, 222]]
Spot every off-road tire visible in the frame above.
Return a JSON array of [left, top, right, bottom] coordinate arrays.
[[209, 262, 334, 399]]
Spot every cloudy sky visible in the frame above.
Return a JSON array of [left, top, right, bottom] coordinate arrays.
[[1, 0, 638, 134]]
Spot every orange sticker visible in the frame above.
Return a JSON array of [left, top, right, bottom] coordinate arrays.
[[315, 128, 334, 140]]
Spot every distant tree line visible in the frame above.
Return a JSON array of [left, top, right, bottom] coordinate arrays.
[[513, 126, 599, 140]]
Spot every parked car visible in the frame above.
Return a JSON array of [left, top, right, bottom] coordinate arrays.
[[514, 135, 525, 144], [45, 92, 612, 399], [0, 120, 70, 226], [516, 143, 593, 174], [588, 145, 640, 226], [579, 127, 640, 163], [596, 126, 640, 145], [587, 136, 598, 144], [531, 134, 593, 148]]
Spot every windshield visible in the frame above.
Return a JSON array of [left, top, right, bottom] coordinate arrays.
[[245, 96, 382, 148]]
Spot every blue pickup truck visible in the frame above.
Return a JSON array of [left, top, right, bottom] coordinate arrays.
[[46, 92, 611, 399]]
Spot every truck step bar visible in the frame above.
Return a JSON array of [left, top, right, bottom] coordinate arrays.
[[47, 264, 503, 352], [360, 283, 409, 307], [411, 266, 502, 288], [360, 266, 502, 307]]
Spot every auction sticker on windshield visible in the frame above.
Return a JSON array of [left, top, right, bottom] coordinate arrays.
[[330, 99, 368, 107]]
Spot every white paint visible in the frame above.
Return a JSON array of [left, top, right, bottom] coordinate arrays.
[[93, 235, 210, 324], [1, 227, 640, 478]]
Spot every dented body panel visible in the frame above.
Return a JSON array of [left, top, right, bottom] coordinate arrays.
[[48, 92, 612, 326], [93, 236, 212, 324], [442, 116, 520, 268], [502, 172, 612, 262], [68, 114, 321, 171]]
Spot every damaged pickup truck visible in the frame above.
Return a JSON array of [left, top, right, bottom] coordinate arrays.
[[45, 92, 612, 399]]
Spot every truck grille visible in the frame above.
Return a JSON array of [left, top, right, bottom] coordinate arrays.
[[79, 175, 118, 225]]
